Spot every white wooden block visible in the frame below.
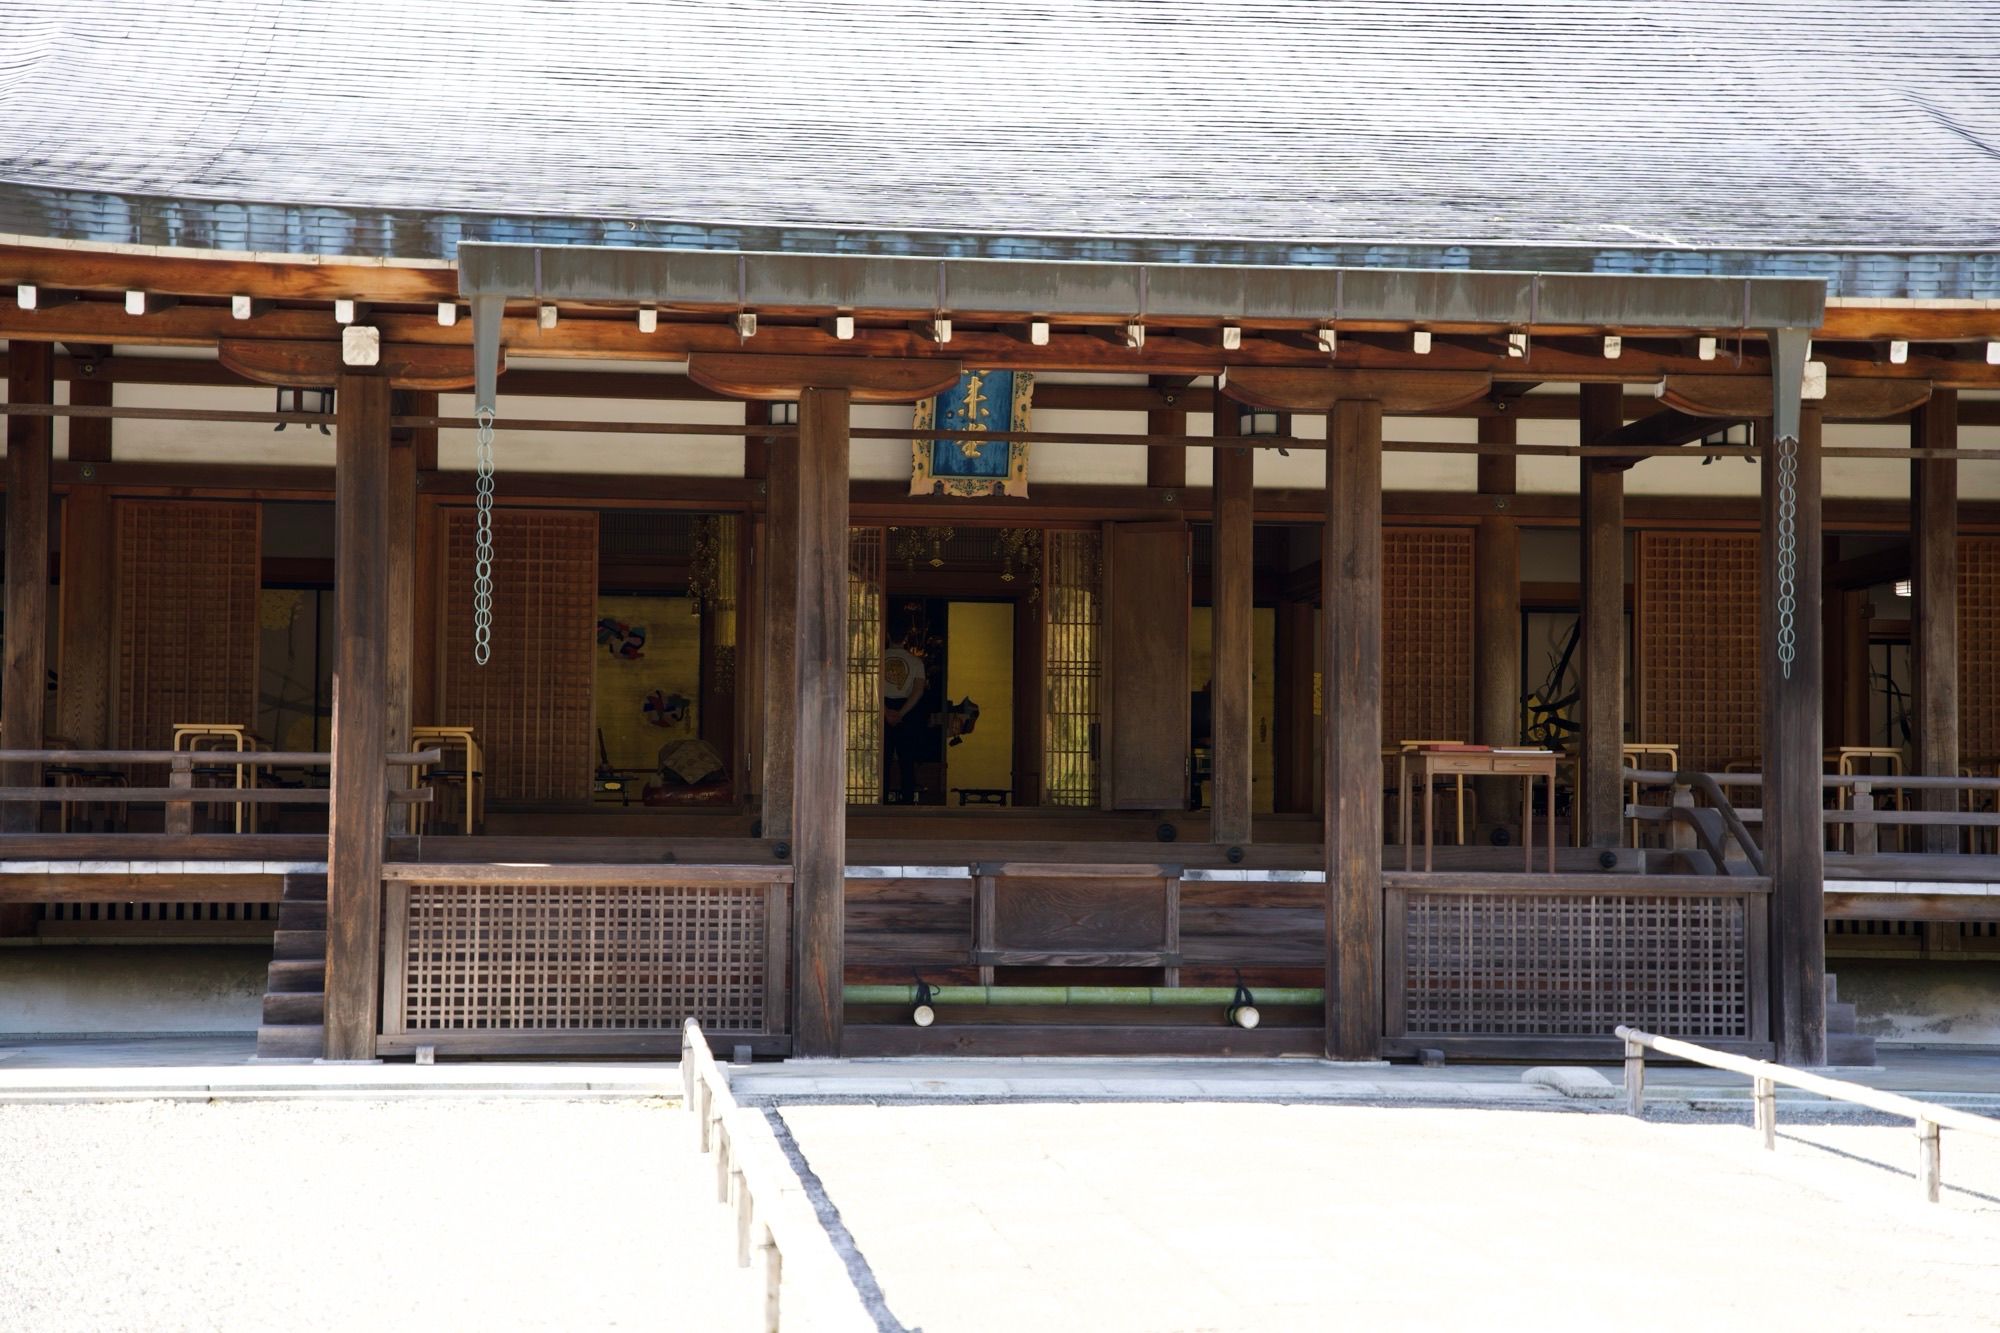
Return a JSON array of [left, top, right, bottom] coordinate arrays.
[[831, 314, 854, 340], [1602, 335, 1623, 360], [1888, 340, 1909, 365], [1220, 324, 1241, 351], [1411, 329, 1431, 354], [1124, 322, 1145, 349], [1697, 336, 1718, 361], [334, 298, 358, 324], [1803, 361, 1828, 399], [735, 312, 757, 339], [16, 284, 36, 309], [124, 290, 145, 315], [636, 306, 657, 333], [342, 325, 381, 366], [1505, 332, 1527, 358], [537, 303, 558, 329], [436, 301, 458, 327], [1316, 327, 1338, 354], [1028, 320, 1050, 346], [1988, 341, 2000, 366]]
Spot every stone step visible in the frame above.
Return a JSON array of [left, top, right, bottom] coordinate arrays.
[[255, 1024, 325, 1060], [261, 990, 324, 1026], [272, 928, 326, 961], [1825, 1000, 1858, 1034], [266, 959, 325, 994], [1825, 972, 1841, 1006]]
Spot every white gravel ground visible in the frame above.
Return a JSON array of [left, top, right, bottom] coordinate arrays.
[[0, 1098, 757, 1332], [783, 1102, 2000, 1333]]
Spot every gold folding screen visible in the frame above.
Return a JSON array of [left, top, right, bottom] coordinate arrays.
[[440, 508, 598, 801], [114, 500, 261, 748], [1636, 531, 1761, 772]]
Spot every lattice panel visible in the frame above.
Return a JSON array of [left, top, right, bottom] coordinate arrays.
[[847, 526, 885, 804], [1044, 529, 1103, 806], [1382, 528, 1472, 744], [113, 501, 261, 749], [441, 509, 597, 801], [1403, 892, 1749, 1039], [400, 883, 770, 1032], [1637, 532, 1760, 772], [1960, 537, 2000, 763]]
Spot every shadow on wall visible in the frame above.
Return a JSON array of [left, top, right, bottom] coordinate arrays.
[[1842, 960, 2000, 1046], [0, 946, 266, 1035]]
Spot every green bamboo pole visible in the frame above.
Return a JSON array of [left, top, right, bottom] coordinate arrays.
[[843, 985, 1323, 1007]]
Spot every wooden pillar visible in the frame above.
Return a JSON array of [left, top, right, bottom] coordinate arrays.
[[1212, 410, 1254, 846], [1274, 592, 1315, 814], [56, 350, 114, 753], [793, 386, 850, 1057], [1324, 399, 1383, 1060], [3, 342, 52, 831], [761, 424, 800, 842], [384, 392, 422, 835], [324, 371, 391, 1061], [1762, 328, 1824, 1066], [1147, 375, 1188, 491], [1578, 384, 1626, 849], [1473, 422, 1522, 831], [1912, 389, 1959, 853]]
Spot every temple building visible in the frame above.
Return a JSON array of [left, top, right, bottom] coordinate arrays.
[[1, 2, 1997, 1063]]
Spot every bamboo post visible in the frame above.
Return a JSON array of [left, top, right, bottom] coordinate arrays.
[[1918, 1120, 1941, 1204], [762, 1227, 783, 1333], [1851, 782, 1877, 858], [1755, 1076, 1777, 1150], [166, 754, 194, 835]]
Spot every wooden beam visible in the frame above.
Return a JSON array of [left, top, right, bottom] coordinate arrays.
[[1579, 384, 1625, 850], [793, 386, 850, 1057], [1211, 405, 1254, 846], [1227, 367, 1492, 414], [1660, 375, 1933, 421], [1912, 388, 1959, 853], [1146, 374, 1190, 490], [1325, 399, 1383, 1060], [3, 343, 51, 834], [324, 371, 391, 1061], [689, 354, 961, 403], [219, 338, 484, 390], [1763, 393, 1826, 1067], [0, 242, 454, 304], [1473, 416, 1522, 832]]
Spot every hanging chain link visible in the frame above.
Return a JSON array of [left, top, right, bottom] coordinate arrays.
[[473, 406, 497, 666], [1774, 432, 1799, 680]]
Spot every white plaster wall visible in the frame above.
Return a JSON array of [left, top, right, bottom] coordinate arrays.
[[437, 387, 745, 476], [0, 945, 267, 1035]]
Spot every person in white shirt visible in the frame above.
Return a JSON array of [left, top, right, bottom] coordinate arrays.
[[882, 623, 930, 804]]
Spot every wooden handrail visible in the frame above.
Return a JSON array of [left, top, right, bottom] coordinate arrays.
[[0, 787, 432, 804], [384, 862, 791, 885], [681, 1020, 872, 1332], [0, 748, 441, 766], [1616, 1026, 2000, 1203], [1626, 767, 2000, 792]]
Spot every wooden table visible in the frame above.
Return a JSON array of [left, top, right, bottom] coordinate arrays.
[[1401, 748, 1558, 874], [411, 726, 484, 834]]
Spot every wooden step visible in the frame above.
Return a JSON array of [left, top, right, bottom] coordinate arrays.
[[267, 959, 325, 993], [277, 899, 327, 931], [281, 872, 328, 902], [272, 928, 326, 961], [1825, 1000, 1859, 1034], [255, 1024, 325, 1060], [261, 990, 324, 1025]]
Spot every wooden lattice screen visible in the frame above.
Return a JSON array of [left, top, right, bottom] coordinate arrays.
[[1381, 528, 1473, 744], [114, 500, 260, 748], [1043, 529, 1103, 806], [386, 876, 786, 1041], [1395, 887, 1758, 1041], [440, 508, 597, 801], [1636, 532, 1761, 772], [846, 526, 885, 804], [1960, 536, 2000, 764]]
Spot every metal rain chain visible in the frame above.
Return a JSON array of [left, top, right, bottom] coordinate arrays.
[[472, 405, 497, 666], [1774, 432, 1800, 680]]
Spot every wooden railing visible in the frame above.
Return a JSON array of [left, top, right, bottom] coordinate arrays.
[[1624, 767, 2000, 859], [681, 1019, 872, 1332], [0, 748, 439, 834], [1617, 1026, 2000, 1203]]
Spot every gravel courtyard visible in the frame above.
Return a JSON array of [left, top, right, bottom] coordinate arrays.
[[782, 1102, 2000, 1333], [0, 1099, 753, 1332]]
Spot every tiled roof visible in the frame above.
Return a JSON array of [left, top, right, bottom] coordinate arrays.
[[1, 1, 1998, 279]]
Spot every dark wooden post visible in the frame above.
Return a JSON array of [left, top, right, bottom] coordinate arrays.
[[324, 371, 391, 1061], [1473, 419, 1521, 832], [1762, 327, 1824, 1066], [761, 420, 800, 843], [1147, 375, 1188, 491], [1579, 384, 1626, 849], [384, 392, 421, 836], [793, 386, 851, 1057], [1325, 399, 1383, 1060], [1211, 410, 1254, 846], [3, 342, 52, 832], [1274, 590, 1316, 815], [56, 350, 115, 755], [1912, 389, 1959, 853]]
